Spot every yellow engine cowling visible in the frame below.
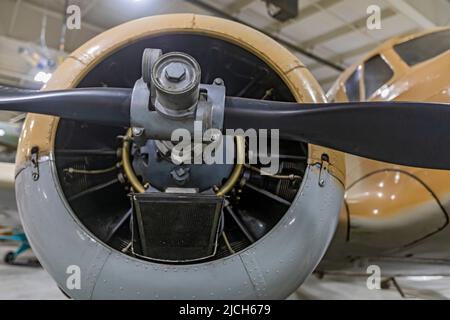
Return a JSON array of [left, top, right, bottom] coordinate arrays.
[[14, 14, 345, 299]]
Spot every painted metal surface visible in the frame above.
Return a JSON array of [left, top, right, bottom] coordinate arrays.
[[15, 13, 345, 180], [16, 161, 110, 299], [16, 160, 343, 299], [322, 28, 450, 274], [13, 14, 346, 299]]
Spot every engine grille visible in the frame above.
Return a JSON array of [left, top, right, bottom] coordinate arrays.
[[131, 192, 223, 262]]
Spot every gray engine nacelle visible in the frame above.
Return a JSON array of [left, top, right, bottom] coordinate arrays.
[[14, 14, 345, 299]]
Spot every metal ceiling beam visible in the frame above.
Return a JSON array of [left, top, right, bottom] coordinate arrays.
[[224, 0, 255, 14], [308, 43, 376, 70], [308, 27, 419, 71], [0, 34, 62, 88], [0, 67, 34, 83], [300, 8, 397, 49], [20, 0, 105, 34], [8, 0, 22, 36], [186, 0, 344, 71], [81, 0, 100, 15], [265, 0, 342, 32], [318, 75, 338, 86], [387, 0, 436, 28]]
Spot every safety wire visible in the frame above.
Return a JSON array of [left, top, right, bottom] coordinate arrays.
[[244, 164, 302, 180], [221, 232, 235, 255], [63, 162, 122, 175]]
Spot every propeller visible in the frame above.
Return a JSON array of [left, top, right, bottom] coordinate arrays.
[[224, 97, 450, 170], [0, 86, 131, 127], [1, 86, 449, 170]]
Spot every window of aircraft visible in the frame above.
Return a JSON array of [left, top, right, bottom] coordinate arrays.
[[344, 67, 361, 101], [364, 54, 393, 99], [394, 29, 450, 66]]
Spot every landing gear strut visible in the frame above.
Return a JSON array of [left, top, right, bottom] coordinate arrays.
[[0, 232, 38, 266]]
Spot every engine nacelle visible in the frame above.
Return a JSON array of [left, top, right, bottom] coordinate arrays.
[[14, 14, 345, 299]]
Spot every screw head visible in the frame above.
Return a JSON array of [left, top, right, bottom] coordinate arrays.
[[213, 78, 224, 86], [132, 127, 144, 136], [175, 167, 186, 176], [164, 62, 186, 82]]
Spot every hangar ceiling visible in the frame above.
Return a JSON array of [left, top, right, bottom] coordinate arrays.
[[0, 0, 449, 91]]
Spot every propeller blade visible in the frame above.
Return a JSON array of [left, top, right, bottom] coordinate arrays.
[[0, 86, 131, 127], [3, 86, 450, 169], [224, 96, 450, 170]]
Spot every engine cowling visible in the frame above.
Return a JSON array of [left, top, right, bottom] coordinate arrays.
[[14, 14, 345, 299]]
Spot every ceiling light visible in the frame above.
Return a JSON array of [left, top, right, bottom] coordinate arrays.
[[34, 71, 52, 84]]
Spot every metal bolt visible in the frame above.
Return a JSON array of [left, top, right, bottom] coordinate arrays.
[[175, 167, 186, 176], [164, 62, 186, 82], [213, 78, 224, 86], [170, 167, 190, 185], [132, 127, 144, 136]]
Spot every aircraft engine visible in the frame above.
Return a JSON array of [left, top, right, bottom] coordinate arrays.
[[14, 14, 345, 299]]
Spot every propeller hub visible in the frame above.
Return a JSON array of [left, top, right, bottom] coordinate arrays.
[[152, 52, 201, 116], [129, 48, 226, 151], [164, 62, 186, 82]]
